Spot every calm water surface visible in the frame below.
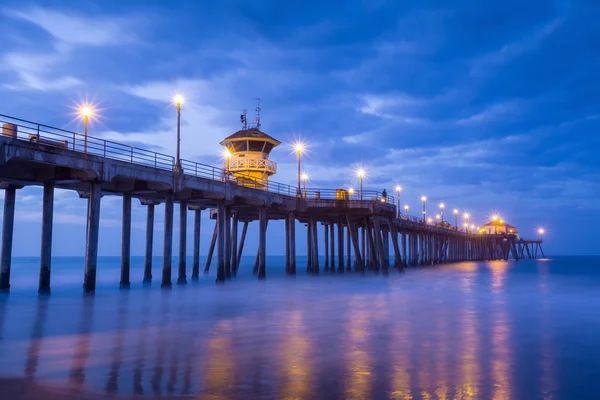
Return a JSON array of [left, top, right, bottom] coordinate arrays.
[[0, 256, 599, 399]]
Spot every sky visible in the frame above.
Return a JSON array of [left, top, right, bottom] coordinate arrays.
[[0, 0, 598, 257]]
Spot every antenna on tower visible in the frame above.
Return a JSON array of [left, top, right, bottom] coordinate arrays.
[[240, 109, 247, 129], [255, 98, 261, 129]]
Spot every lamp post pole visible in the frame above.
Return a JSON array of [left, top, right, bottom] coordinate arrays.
[[395, 186, 402, 218], [176, 102, 181, 170], [83, 115, 89, 154], [453, 209, 458, 229], [421, 196, 427, 223], [297, 149, 301, 196]]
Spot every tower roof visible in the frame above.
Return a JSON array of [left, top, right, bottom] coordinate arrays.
[[220, 127, 281, 146]]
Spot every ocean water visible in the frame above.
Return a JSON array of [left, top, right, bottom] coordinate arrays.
[[0, 255, 599, 399]]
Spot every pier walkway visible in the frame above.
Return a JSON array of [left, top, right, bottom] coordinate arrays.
[[0, 114, 544, 293]]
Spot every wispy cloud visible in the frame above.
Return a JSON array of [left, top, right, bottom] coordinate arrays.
[[470, 18, 564, 75], [4, 7, 139, 46]]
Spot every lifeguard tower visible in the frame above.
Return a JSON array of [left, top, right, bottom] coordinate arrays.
[[220, 103, 280, 188]]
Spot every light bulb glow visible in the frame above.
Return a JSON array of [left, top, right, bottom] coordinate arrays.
[[395, 185, 402, 193], [80, 106, 93, 118], [463, 213, 470, 220], [301, 173, 308, 182], [294, 142, 304, 153], [348, 188, 354, 194], [439, 203, 445, 209], [453, 209, 459, 215], [356, 168, 365, 178], [173, 94, 184, 105], [421, 196, 427, 203]]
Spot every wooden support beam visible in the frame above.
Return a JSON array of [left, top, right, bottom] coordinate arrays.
[[346, 216, 364, 271]]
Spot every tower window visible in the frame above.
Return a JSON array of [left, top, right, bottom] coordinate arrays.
[[248, 140, 264, 151]]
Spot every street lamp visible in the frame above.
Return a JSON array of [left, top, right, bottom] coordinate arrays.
[[538, 228, 545, 241], [439, 203, 445, 224], [464, 222, 469, 233], [427, 217, 433, 225], [80, 105, 93, 154], [223, 148, 232, 178], [492, 215, 499, 234], [173, 94, 184, 170], [404, 204, 409, 218], [436, 214, 441, 224], [357, 169, 365, 200], [463, 213, 470, 232], [421, 196, 427, 223], [294, 142, 304, 196], [301, 173, 308, 198], [395, 185, 402, 218], [348, 188, 354, 200], [453, 209, 459, 229]]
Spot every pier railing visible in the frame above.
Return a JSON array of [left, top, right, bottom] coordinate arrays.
[[1, 113, 405, 205], [0, 114, 175, 170]]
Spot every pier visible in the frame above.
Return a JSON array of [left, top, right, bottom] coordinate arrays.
[[0, 114, 544, 294]]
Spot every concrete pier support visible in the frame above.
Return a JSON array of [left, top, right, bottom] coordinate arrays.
[[346, 217, 364, 271], [231, 213, 238, 276], [84, 183, 101, 294], [346, 225, 352, 271], [216, 201, 226, 282], [177, 201, 187, 284], [224, 207, 231, 279], [161, 193, 174, 288], [38, 183, 54, 294], [204, 223, 217, 274], [120, 194, 132, 288], [191, 208, 201, 280], [330, 222, 335, 271], [257, 207, 267, 279], [143, 203, 155, 283], [288, 213, 296, 274], [310, 218, 319, 273], [0, 186, 16, 291], [337, 219, 344, 272], [323, 224, 329, 271], [236, 221, 248, 273]]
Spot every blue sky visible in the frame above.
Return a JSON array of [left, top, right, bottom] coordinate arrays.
[[0, 0, 598, 257]]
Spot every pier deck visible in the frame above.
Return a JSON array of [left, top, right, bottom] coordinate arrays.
[[0, 114, 544, 293]]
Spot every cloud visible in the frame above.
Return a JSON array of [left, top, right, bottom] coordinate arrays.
[[1, 49, 82, 91], [470, 18, 564, 76], [4, 7, 139, 46]]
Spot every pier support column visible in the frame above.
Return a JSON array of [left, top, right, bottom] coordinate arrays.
[[337, 219, 344, 272], [120, 194, 132, 288], [330, 222, 335, 272], [236, 221, 248, 273], [143, 202, 155, 283], [204, 222, 217, 274], [84, 182, 101, 294], [0, 185, 16, 291], [177, 201, 187, 284], [285, 216, 291, 273], [38, 182, 54, 294], [231, 213, 238, 276], [191, 208, 201, 280], [216, 201, 226, 282], [346, 217, 364, 271], [323, 224, 329, 271], [288, 213, 296, 275], [161, 193, 174, 288], [346, 224, 352, 271], [306, 223, 313, 273], [311, 218, 319, 273], [258, 207, 267, 279], [224, 206, 231, 279]]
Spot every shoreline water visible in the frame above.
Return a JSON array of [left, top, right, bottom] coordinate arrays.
[[1, 256, 599, 399]]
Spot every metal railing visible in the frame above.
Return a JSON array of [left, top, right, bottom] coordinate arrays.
[[300, 188, 395, 204], [0, 114, 174, 170], [0, 113, 410, 206], [180, 159, 297, 196], [228, 157, 277, 174]]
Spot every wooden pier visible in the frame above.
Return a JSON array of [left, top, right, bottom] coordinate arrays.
[[0, 114, 544, 293]]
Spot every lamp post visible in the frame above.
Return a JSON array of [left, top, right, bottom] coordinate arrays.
[[439, 203, 445, 224], [538, 228, 545, 241], [492, 215, 499, 234], [464, 222, 469, 233], [404, 205, 409, 218], [80, 106, 93, 154], [302, 173, 308, 198], [223, 148, 231, 179], [173, 94, 184, 170], [436, 214, 441, 225], [427, 217, 433, 225], [463, 213, 470, 232], [453, 209, 459, 229], [421, 196, 427, 223], [357, 169, 365, 200], [395, 185, 402, 218], [348, 188, 354, 200], [295, 143, 304, 196]]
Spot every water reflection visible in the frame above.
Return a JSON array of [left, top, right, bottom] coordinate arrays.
[[69, 297, 95, 389], [0, 258, 596, 399], [279, 310, 312, 399], [24, 298, 49, 377]]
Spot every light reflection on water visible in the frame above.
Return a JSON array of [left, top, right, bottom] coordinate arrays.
[[0, 256, 600, 399]]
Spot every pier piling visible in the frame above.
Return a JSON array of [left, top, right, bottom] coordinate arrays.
[[38, 183, 54, 294], [120, 194, 132, 289], [83, 182, 101, 294], [177, 201, 187, 284], [161, 193, 174, 288], [143, 202, 155, 283]]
